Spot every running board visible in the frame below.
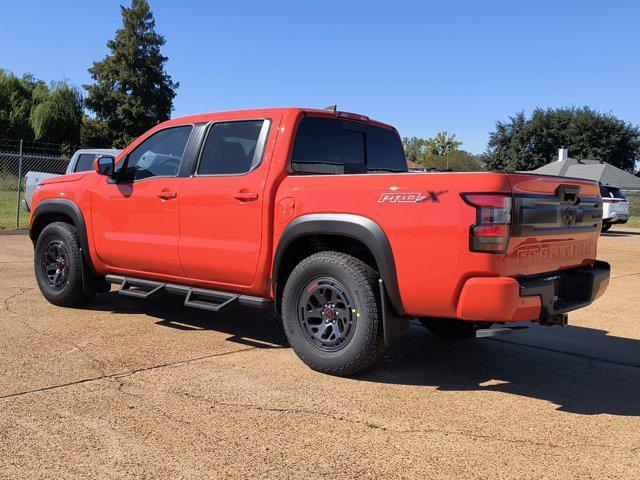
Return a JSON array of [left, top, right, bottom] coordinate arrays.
[[105, 275, 271, 312], [184, 288, 238, 312], [119, 277, 165, 299]]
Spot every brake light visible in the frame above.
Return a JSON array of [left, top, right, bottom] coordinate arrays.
[[336, 111, 369, 122], [461, 193, 512, 253]]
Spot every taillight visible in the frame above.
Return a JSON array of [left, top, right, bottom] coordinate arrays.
[[461, 193, 512, 253]]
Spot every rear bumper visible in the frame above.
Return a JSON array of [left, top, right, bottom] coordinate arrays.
[[456, 261, 610, 322], [604, 213, 628, 224]]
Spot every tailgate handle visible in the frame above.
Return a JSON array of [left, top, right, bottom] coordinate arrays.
[[557, 184, 580, 203]]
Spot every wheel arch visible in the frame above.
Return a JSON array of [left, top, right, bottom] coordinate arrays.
[[30, 199, 95, 273], [272, 214, 404, 315]]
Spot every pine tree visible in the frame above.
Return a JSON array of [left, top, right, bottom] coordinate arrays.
[[84, 0, 178, 147]]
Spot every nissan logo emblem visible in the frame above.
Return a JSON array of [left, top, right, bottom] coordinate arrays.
[[564, 207, 576, 228]]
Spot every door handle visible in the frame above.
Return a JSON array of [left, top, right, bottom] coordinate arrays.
[[233, 191, 258, 201], [157, 190, 177, 200]]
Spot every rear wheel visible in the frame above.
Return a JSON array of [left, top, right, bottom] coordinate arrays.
[[34, 222, 97, 307], [281, 251, 385, 376], [601, 222, 612, 232]]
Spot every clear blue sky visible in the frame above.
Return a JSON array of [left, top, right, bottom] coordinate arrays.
[[1, 0, 639, 153]]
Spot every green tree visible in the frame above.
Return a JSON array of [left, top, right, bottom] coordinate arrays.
[[84, 0, 178, 147], [80, 116, 113, 148], [421, 150, 485, 172], [402, 136, 427, 164], [485, 107, 640, 172], [30, 81, 83, 149], [0, 70, 44, 141], [424, 131, 463, 156], [403, 132, 482, 171]]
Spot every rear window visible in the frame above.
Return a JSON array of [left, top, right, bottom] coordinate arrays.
[[600, 185, 626, 200], [291, 117, 407, 174]]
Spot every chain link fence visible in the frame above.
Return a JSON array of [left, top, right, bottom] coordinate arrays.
[[0, 148, 69, 230]]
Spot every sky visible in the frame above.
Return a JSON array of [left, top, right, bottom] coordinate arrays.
[[1, 0, 639, 154]]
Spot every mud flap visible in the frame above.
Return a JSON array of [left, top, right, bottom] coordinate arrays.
[[379, 279, 410, 345], [79, 248, 110, 294]]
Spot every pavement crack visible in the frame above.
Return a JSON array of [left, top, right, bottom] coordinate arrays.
[[0, 346, 256, 401], [3, 287, 108, 373], [196, 398, 638, 452], [611, 271, 640, 280], [2, 287, 34, 314], [111, 375, 211, 438]]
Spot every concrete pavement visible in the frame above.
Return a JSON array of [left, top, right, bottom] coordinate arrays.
[[1, 229, 639, 479]]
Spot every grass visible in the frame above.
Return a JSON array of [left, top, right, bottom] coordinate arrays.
[[627, 195, 640, 227], [0, 190, 28, 229]]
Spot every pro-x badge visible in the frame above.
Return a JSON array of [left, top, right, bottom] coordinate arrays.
[[378, 191, 448, 203]]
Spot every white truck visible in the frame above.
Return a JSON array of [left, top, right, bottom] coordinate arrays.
[[599, 183, 630, 232], [23, 148, 120, 212]]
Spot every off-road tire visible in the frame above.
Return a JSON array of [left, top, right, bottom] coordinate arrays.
[[281, 251, 385, 376], [419, 317, 478, 339], [34, 221, 96, 307]]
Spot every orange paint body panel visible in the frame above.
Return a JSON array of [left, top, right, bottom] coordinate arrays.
[[456, 277, 541, 322], [30, 107, 609, 323]]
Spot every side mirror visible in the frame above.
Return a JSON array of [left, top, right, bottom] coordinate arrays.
[[95, 156, 115, 177]]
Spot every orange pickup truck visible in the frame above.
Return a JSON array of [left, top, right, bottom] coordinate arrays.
[[29, 108, 610, 375]]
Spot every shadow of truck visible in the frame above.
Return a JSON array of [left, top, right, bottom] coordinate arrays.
[[87, 292, 640, 417]]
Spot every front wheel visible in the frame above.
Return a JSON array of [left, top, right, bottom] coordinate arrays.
[[34, 221, 96, 307], [281, 251, 385, 376]]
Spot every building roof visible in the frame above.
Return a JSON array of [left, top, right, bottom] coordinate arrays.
[[532, 158, 640, 191]]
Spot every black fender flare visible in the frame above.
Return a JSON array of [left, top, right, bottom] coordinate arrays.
[[272, 213, 405, 315], [29, 198, 96, 274]]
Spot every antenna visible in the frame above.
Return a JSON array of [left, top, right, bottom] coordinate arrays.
[[324, 105, 337, 112]]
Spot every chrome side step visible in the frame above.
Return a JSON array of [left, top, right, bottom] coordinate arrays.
[[106, 275, 271, 312]]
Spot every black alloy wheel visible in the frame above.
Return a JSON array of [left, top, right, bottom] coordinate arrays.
[[298, 276, 356, 352]]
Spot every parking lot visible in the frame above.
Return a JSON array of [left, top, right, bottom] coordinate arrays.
[[0, 230, 639, 479]]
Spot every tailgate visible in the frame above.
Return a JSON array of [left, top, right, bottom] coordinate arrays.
[[505, 174, 602, 276]]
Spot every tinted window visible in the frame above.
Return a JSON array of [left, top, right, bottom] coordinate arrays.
[[600, 185, 626, 200], [292, 117, 406, 174], [609, 187, 626, 199], [124, 126, 192, 181], [197, 120, 265, 175], [74, 153, 97, 172], [366, 125, 406, 171], [292, 118, 364, 174]]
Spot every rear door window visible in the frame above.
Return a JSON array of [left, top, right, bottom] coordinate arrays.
[[291, 117, 406, 174], [197, 120, 267, 175]]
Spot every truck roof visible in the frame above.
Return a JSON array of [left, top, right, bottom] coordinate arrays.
[[161, 108, 396, 131]]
